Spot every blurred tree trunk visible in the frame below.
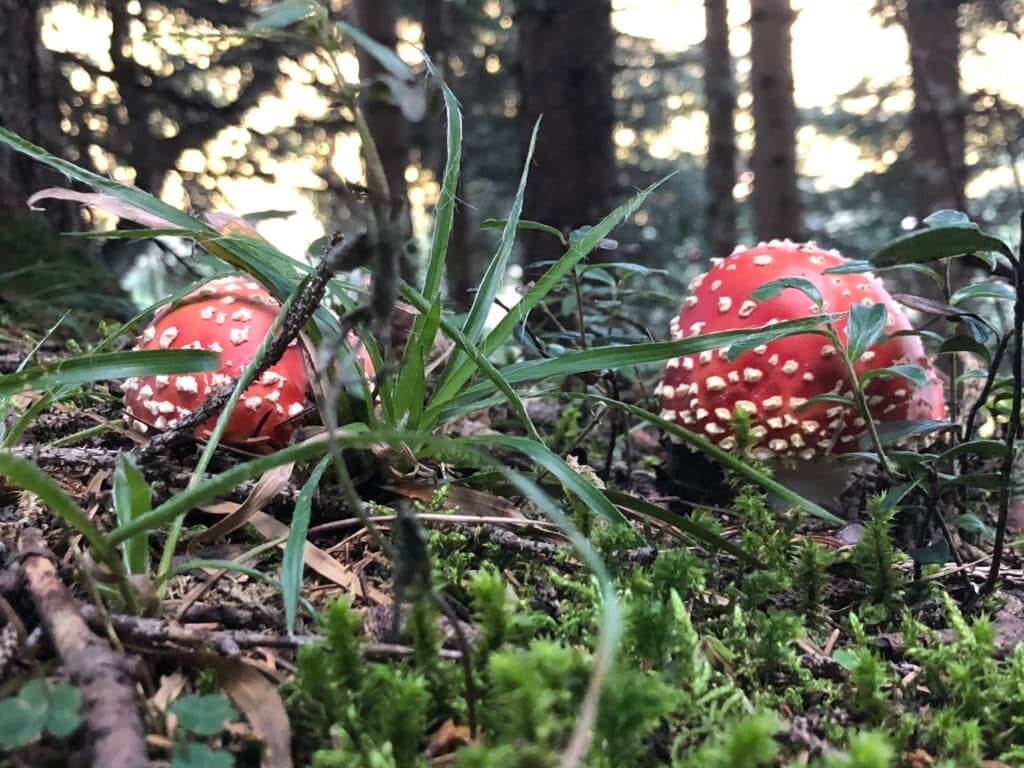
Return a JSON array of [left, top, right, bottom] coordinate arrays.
[[422, 0, 474, 309], [704, 0, 738, 258], [905, 0, 967, 219], [353, 0, 415, 280], [515, 0, 616, 276], [0, 0, 74, 227], [750, 0, 800, 240]]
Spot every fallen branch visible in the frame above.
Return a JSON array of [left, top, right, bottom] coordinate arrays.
[[77, 605, 463, 660], [17, 528, 147, 768]]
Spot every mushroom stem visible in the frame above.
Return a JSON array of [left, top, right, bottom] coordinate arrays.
[[766, 458, 859, 510]]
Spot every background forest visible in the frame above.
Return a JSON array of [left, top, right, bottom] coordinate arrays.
[[5, 0, 1024, 317]]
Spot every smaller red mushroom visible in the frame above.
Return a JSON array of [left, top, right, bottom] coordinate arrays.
[[122, 275, 316, 449], [657, 240, 945, 494]]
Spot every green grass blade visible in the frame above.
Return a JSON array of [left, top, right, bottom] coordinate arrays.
[[432, 176, 672, 406], [0, 350, 220, 397], [420, 81, 463, 303], [0, 127, 210, 232], [458, 434, 628, 528], [113, 456, 152, 575], [282, 455, 331, 635], [440, 118, 540, 386], [400, 283, 541, 441]]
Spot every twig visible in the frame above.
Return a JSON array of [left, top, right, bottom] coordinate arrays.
[[77, 605, 463, 659], [982, 212, 1024, 596], [17, 529, 146, 768]]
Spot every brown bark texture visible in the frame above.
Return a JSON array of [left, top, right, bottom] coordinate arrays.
[[18, 528, 147, 768], [704, 0, 738, 259], [514, 0, 617, 275], [750, 0, 800, 241], [906, 0, 967, 218]]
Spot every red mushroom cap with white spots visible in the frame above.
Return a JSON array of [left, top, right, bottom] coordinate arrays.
[[122, 275, 316, 449], [658, 240, 946, 462]]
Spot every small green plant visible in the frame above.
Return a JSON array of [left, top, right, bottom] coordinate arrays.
[[0, 679, 82, 749], [851, 494, 902, 606]]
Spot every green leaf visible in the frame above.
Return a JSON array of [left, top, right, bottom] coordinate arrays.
[[908, 538, 950, 565], [480, 217, 567, 245], [796, 393, 856, 411], [448, 118, 540, 381], [282, 456, 331, 636], [337, 20, 414, 81], [725, 317, 838, 360], [577, 395, 840, 524], [749, 277, 823, 308], [420, 80, 462, 303], [170, 694, 238, 736], [436, 314, 843, 412], [172, 742, 235, 768], [0, 349, 220, 397], [832, 649, 859, 671], [859, 364, 926, 387], [867, 419, 956, 448], [604, 490, 758, 565], [461, 434, 628, 527], [43, 683, 82, 739], [871, 219, 1013, 268], [950, 280, 1016, 304], [937, 439, 1008, 463], [937, 335, 992, 366], [0, 681, 49, 748], [434, 176, 672, 405], [956, 513, 996, 540], [113, 456, 152, 575], [846, 302, 887, 362], [249, 0, 319, 30]]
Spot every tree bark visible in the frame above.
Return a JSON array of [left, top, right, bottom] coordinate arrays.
[[515, 0, 616, 275], [353, 0, 415, 281], [422, 0, 475, 309], [905, 0, 967, 219], [0, 0, 74, 226], [750, 0, 800, 241], [704, 0, 738, 258]]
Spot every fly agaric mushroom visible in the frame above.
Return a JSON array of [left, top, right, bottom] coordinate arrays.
[[658, 240, 945, 483], [122, 275, 317, 449]]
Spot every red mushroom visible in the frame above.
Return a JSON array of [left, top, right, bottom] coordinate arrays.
[[122, 275, 318, 449], [657, 240, 946, 468]]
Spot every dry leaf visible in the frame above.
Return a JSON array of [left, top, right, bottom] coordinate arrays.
[[249, 510, 390, 605], [424, 718, 472, 758], [214, 658, 293, 768], [188, 463, 294, 554]]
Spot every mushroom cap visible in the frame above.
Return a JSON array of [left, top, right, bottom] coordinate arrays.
[[122, 275, 316, 449], [658, 241, 946, 462]]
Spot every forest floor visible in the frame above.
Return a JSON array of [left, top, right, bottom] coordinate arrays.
[[3, 331, 1024, 768]]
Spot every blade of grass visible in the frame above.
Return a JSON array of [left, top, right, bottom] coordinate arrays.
[[432, 176, 672, 407], [439, 118, 540, 386], [0, 349, 220, 397], [282, 455, 331, 635]]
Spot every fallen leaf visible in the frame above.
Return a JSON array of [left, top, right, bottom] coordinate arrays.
[[213, 659, 292, 768], [188, 463, 295, 554], [423, 718, 472, 758], [249, 510, 389, 606]]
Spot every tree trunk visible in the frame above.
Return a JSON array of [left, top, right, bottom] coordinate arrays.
[[515, 0, 616, 275], [0, 0, 73, 226], [422, 0, 474, 309], [905, 0, 967, 219], [749, 0, 800, 241], [704, 0, 738, 258], [353, 0, 415, 281]]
